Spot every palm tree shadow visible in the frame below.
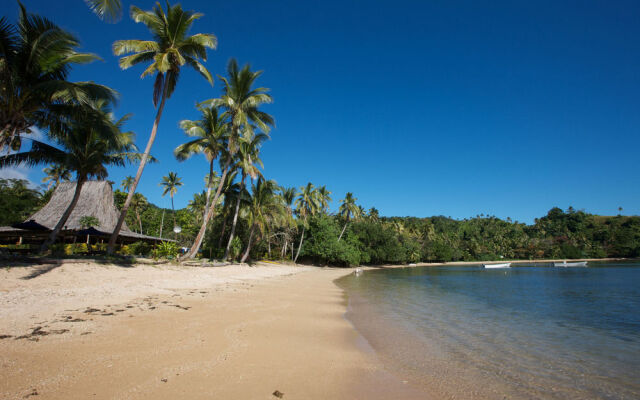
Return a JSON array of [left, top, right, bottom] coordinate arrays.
[[19, 262, 63, 280]]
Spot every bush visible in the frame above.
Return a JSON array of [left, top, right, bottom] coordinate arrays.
[[127, 241, 152, 256], [152, 241, 179, 259]]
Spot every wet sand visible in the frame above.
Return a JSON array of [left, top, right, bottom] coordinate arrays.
[[0, 262, 421, 399]]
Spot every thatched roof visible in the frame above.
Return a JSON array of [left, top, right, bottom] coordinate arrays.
[[1, 181, 169, 242], [31, 181, 127, 232]]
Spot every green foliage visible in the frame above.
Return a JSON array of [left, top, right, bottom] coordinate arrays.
[[229, 236, 242, 260], [128, 241, 152, 256], [152, 241, 180, 259], [302, 215, 361, 266], [0, 179, 42, 226], [79, 216, 100, 228]]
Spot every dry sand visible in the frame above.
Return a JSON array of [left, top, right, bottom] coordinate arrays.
[[0, 261, 422, 399]]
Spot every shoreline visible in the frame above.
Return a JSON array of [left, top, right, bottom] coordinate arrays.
[[0, 261, 422, 399]]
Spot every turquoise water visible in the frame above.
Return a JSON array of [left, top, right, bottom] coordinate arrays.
[[337, 262, 640, 399]]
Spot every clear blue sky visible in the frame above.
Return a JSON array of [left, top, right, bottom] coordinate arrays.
[[3, 0, 639, 223]]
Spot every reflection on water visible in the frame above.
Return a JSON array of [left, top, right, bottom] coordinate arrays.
[[337, 262, 640, 399]]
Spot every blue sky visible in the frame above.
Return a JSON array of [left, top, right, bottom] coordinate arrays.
[[2, 0, 639, 223]]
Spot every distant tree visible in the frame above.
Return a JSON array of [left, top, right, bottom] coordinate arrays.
[[0, 179, 42, 226], [160, 172, 183, 238], [338, 192, 360, 241], [121, 176, 134, 192], [79, 215, 100, 228], [42, 164, 71, 189]]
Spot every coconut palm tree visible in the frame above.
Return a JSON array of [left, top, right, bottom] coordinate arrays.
[[293, 182, 320, 263], [121, 175, 134, 192], [108, 2, 217, 253], [200, 58, 274, 155], [223, 132, 268, 261], [0, 4, 117, 151], [184, 59, 273, 259], [338, 192, 360, 241], [279, 186, 297, 259], [0, 100, 139, 252], [240, 178, 283, 263], [175, 105, 228, 247], [160, 172, 183, 239], [316, 185, 332, 214], [42, 164, 71, 189], [188, 190, 208, 225]]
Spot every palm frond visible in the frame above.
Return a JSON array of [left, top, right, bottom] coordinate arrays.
[[85, 0, 123, 23]]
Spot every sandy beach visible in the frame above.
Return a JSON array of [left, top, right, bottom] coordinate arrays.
[[0, 261, 421, 399]]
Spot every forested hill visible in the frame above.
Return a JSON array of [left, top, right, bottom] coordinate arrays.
[[2, 178, 637, 265]]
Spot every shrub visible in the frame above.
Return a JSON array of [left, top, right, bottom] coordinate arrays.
[[152, 241, 179, 259]]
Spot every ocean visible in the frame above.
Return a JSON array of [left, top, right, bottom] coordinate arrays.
[[337, 262, 640, 399]]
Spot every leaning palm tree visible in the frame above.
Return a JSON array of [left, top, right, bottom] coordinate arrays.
[[108, 2, 216, 253], [338, 192, 360, 241], [240, 178, 284, 263], [0, 4, 116, 151], [0, 100, 139, 252], [293, 182, 320, 263], [42, 164, 71, 189], [160, 172, 183, 238], [121, 175, 134, 192], [223, 132, 268, 261]]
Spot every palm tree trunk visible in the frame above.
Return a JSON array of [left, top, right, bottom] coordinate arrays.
[[171, 195, 177, 240], [40, 178, 86, 253], [293, 220, 306, 264], [159, 209, 165, 239], [338, 222, 348, 241], [136, 210, 142, 234], [281, 239, 287, 259], [107, 76, 170, 254], [182, 159, 232, 259], [218, 214, 228, 248], [240, 224, 256, 263], [223, 174, 245, 261], [204, 160, 214, 220]]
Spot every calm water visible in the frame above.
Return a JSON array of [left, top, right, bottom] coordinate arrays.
[[337, 262, 640, 399]]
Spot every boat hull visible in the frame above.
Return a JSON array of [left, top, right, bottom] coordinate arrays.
[[483, 263, 511, 269], [554, 261, 588, 267]]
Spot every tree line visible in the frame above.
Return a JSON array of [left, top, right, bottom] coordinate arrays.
[[2, 178, 638, 264]]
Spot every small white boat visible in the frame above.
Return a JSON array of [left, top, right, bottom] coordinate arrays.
[[554, 261, 588, 267], [483, 263, 511, 269]]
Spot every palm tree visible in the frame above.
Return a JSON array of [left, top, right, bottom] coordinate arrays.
[[0, 100, 139, 252], [201, 59, 274, 155], [279, 186, 297, 259], [188, 190, 208, 225], [121, 175, 134, 192], [85, 0, 123, 23], [317, 185, 332, 214], [240, 178, 283, 263], [160, 172, 183, 239], [293, 182, 320, 263], [223, 132, 268, 260], [108, 2, 216, 253], [42, 164, 71, 189], [130, 192, 147, 233], [338, 192, 360, 241], [0, 4, 116, 151], [184, 59, 274, 260], [368, 207, 379, 221], [175, 105, 228, 248]]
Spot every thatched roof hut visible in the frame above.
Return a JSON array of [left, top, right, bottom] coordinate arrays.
[[0, 181, 170, 244]]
